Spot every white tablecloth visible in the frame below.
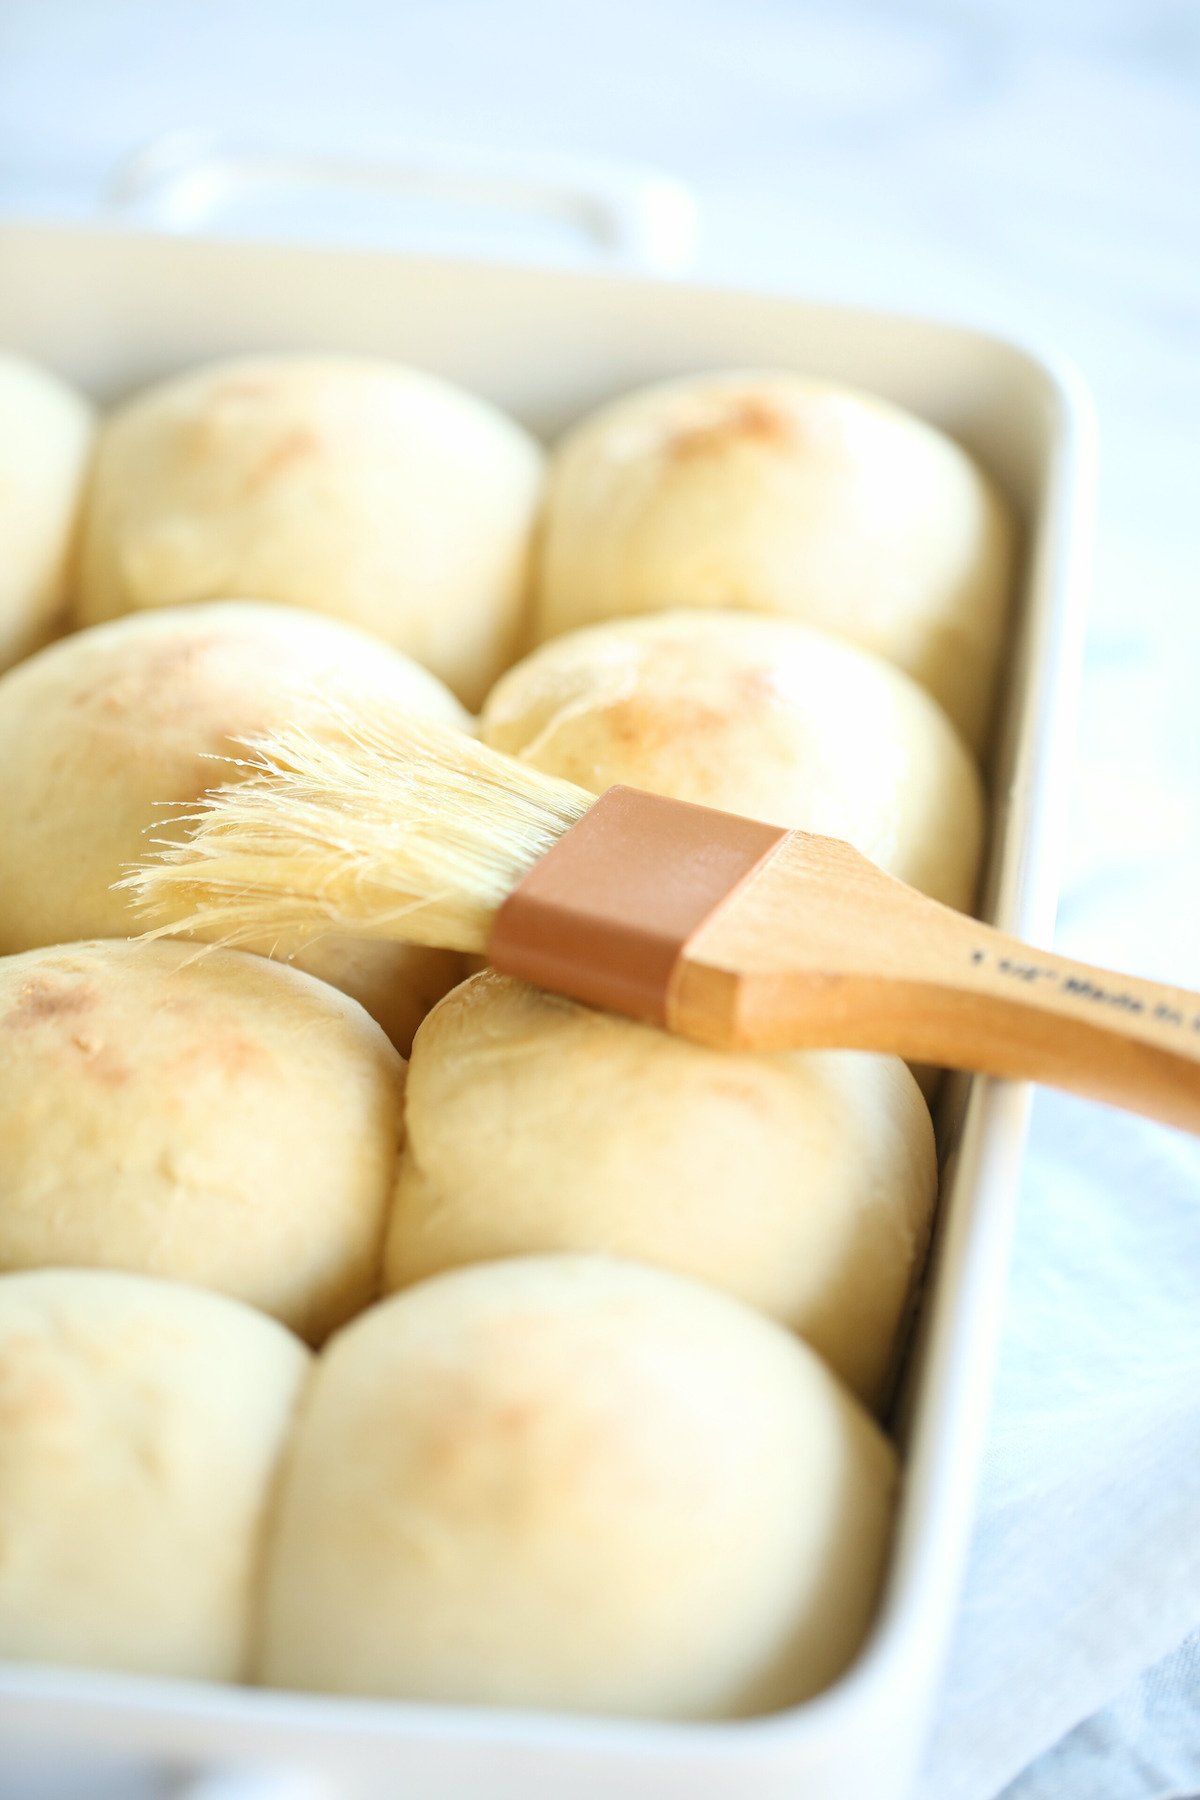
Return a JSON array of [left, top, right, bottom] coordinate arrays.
[[1, 3, 1197, 1794]]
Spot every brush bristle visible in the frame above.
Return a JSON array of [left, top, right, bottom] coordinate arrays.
[[120, 698, 594, 956]]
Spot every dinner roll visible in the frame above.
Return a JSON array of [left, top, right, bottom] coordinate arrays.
[[481, 609, 984, 914], [384, 972, 934, 1405], [77, 355, 543, 707], [532, 371, 1016, 752], [0, 940, 405, 1341], [0, 354, 94, 672], [0, 600, 469, 1052], [0, 1269, 310, 1680], [260, 1256, 897, 1716]]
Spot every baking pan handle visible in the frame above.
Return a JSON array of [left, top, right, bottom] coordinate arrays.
[[104, 129, 700, 275]]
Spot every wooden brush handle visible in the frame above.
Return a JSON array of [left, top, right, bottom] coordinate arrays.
[[671, 832, 1200, 1133]]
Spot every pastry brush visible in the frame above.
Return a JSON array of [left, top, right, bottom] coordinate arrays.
[[124, 699, 1200, 1134]]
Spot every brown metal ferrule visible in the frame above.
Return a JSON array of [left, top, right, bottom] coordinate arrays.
[[488, 786, 787, 1024]]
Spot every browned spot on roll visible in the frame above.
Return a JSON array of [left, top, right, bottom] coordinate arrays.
[[244, 428, 322, 494], [4, 976, 98, 1029], [664, 395, 796, 462]]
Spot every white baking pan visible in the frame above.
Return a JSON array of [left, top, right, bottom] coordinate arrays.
[[0, 153, 1094, 1800]]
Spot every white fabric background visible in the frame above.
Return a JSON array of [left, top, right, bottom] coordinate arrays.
[[0, 3, 1197, 1795]]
